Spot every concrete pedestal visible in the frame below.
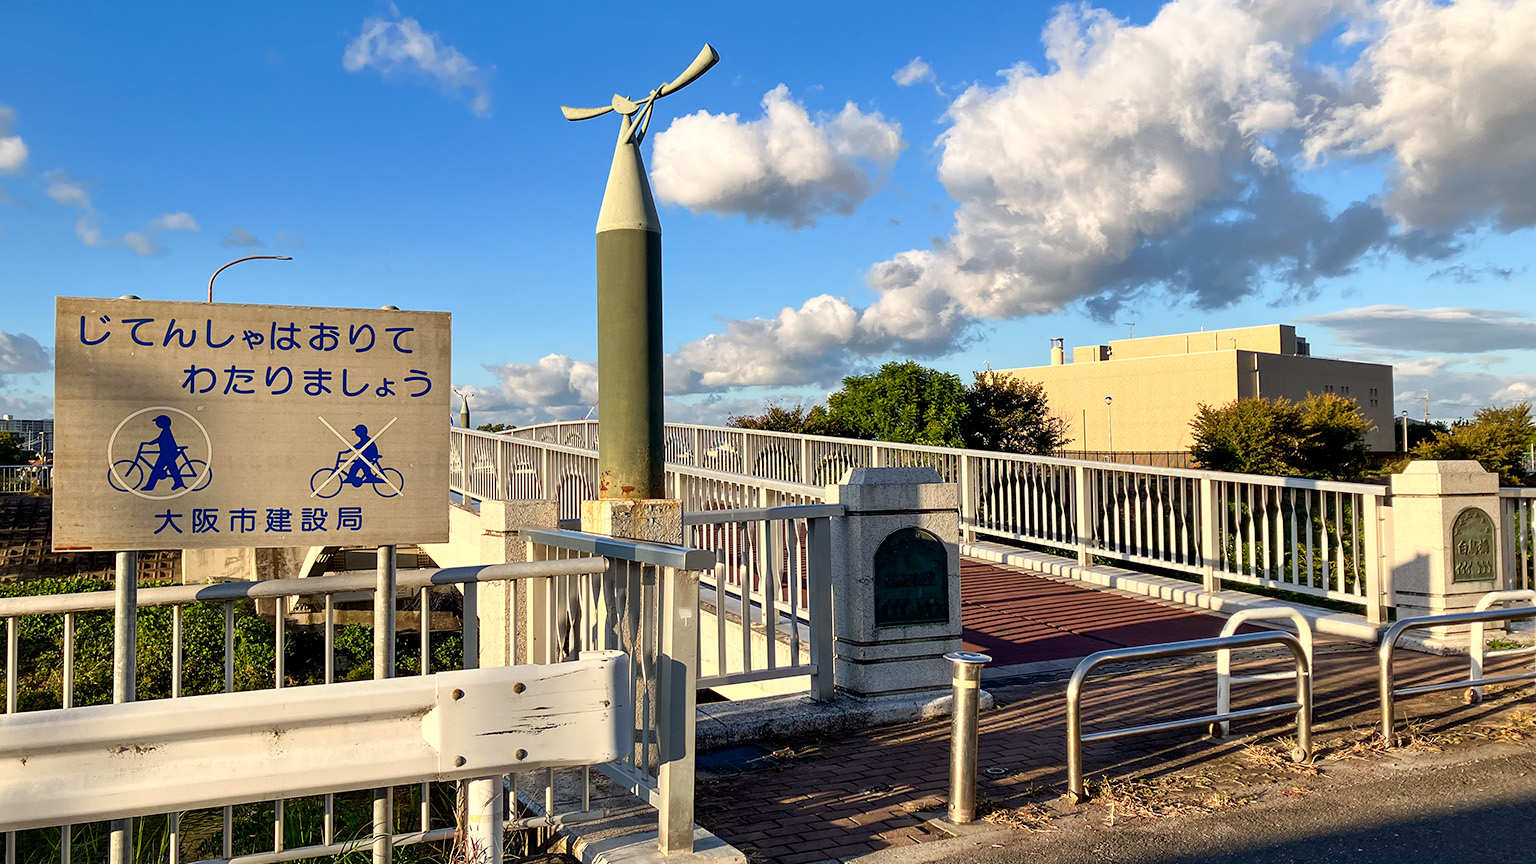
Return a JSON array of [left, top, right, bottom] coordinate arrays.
[[826, 467, 963, 698], [1389, 460, 1504, 644], [580, 497, 683, 545]]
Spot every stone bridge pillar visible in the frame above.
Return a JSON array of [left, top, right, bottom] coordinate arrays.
[[827, 467, 963, 699], [1389, 460, 1504, 643]]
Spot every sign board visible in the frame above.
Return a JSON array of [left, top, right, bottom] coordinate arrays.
[[1451, 507, 1497, 583], [873, 527, 949, 627], [54, 297, 450, 551]]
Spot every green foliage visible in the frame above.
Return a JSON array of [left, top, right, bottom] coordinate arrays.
[[963, 372, 1070, 455], [825, 361, 969, 447], [0, 431, 36, 464], [1190, 394, 1374, 480], [727, 402, 843, 436], [476, 422, 515, 433], [1413, 403, 1535, 486]]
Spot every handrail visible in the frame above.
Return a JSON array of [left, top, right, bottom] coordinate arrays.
[[520, 526, 716, 571], [1067, 630, 1312, 802], [1379, 602, 1536, 742], [0, 557, 609, 617], [501, 421, 1387, 494], [1215, 607, 1314, 737], [1470, 590, 1536, 702], [683, 503, 845, 525]]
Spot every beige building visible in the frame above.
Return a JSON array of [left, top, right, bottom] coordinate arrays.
[[994, 324, 1395, 453]]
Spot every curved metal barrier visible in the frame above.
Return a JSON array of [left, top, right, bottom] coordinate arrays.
[[1470, 590, 1536, 702], [1067, 631, 1312, 802], [1215, 607, 1314, 737], [1379, 600, 1536, 743]]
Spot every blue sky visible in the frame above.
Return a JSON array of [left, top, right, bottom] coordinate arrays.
[[3, 0, 1535, 428]]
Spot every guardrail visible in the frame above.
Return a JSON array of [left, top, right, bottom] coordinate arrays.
[[489, 424, 1391, 620], [683, 504, 839, 700], [1066, 631, 1312, 802], [0, 555, 607, 864], [1469, 590, 1536, 702], [1379, 601, 1536, 743], [0, 464, 49, 493]]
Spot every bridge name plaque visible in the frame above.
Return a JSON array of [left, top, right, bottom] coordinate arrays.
[[1450, 507, 1497, 583], [873, 527, 949, 627], [53, 297, 450, 551]]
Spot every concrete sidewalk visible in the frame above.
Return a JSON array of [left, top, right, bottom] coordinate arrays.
[[693, 639, 1533, 864]]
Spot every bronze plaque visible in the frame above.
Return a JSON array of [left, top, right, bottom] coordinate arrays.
[[873, 527, 949, 627], [54, 297, 450, 551], [1451, 507, 1497, 583]]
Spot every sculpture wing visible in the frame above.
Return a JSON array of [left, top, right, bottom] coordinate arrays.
[[560, 104, 614, 121], [657, 44, 719, 98]]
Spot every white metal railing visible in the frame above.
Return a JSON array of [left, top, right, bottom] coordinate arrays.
[[683, 504, 837, 700], [483, 424, 1392, 620], [1501, 488, 1536, 590], [0, 464, 49, 493], [0, 527, 714, 861]]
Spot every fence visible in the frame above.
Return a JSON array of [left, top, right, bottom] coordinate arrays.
[[1502, 489, 1536, 590], [0, 527, 712, 862], [479, 425, 1392, 620], [0, 465, 49, 494]]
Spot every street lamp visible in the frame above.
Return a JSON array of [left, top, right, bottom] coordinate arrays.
[[1104, 396, 1114, 458], [1401, 410, 1409, 452], [207, 255, 293, 303]]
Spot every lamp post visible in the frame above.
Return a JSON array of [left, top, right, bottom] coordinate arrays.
[[1401, 410, 1409, 452], [562, 45, 718, 500], [1104, 396, 1114, 459], [207, 255, 293, 303]]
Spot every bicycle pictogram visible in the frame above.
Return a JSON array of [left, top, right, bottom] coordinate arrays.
[[310, 420, 404, 498], [107, 413, 212, 493]]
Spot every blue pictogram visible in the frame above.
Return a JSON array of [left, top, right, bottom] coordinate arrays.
[[310, 421, 404, 498], [108, 414, 212, 493]]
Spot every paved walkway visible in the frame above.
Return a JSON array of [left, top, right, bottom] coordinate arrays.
[[695, 558, 1526, 864]]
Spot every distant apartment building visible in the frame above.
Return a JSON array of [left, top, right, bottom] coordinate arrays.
[[0, 415, 54, 457], [993, 324, 1395, 454]]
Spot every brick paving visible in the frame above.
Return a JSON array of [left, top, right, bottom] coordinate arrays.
[[696, 558, 1531, 864]]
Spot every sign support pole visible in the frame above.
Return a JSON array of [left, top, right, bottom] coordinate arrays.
[[374, 544, 397, 864], [109, 549, 137, 864]]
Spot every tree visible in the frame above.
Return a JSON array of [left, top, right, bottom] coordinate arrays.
[[1189, 393, 1374, 480], [825, 361, 969, 447], [1413, 403, 1535, 486], [476, 422, 515, 433], [963, 372, 1069, 455], [0, 432, 35, 465], [727, 402, 842, 436]]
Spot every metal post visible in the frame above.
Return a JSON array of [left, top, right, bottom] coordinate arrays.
[[1073, 466, 1092, 567], [374, 545, 396, 864], [945, 652, 990, 825], [657, 566, 699, 855], [110, 550, 137, 864], [1199, 475, 1219, 592], [806, 516, 835, 702]]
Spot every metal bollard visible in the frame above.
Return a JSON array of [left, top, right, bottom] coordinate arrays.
[[946, 651, 991, 825]]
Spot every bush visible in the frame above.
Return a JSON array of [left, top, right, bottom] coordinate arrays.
[[1413, 403, 1535, 486], [1190, 393, 1374, 480], [963, 372, 1069, 455]]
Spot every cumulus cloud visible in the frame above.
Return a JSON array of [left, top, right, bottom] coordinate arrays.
[[893, 57, 935, 87], [1305, 0, 1536, 232], [651, 85, 905, 228], [0, 107, 26, 173], [221, 227, 262, 248], [483, 354, 598, 411], [0, 331, 50, 376], [43, 170, 198, 256], [1299, 305, 1536, 353], [343, 9, 493, 117], [484, 0, 1536, 416]]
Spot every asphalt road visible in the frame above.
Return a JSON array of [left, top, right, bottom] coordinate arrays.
[[862, 746, 1536, 864]]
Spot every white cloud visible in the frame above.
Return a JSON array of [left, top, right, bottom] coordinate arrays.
[[893, 57, 935, 87], [1298, 305, 1536, 352], [483, 354, 598, 410], [343, 9, 493, 117], [1394, 355, 1536, 418], [0, 107, 26, 173], [43, 170, 198, 256], [651, 85, 905, 228], [221, 226, 262, 248], [0, 331, 50, 376], [1305, 0, 1536, 232]]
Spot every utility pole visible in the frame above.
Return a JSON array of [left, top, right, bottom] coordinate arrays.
[[563, 45, 718, 500]]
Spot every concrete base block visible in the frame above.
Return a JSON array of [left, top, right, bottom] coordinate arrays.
[[695, 689, 995, 752], [581, 498, 682, 544]]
